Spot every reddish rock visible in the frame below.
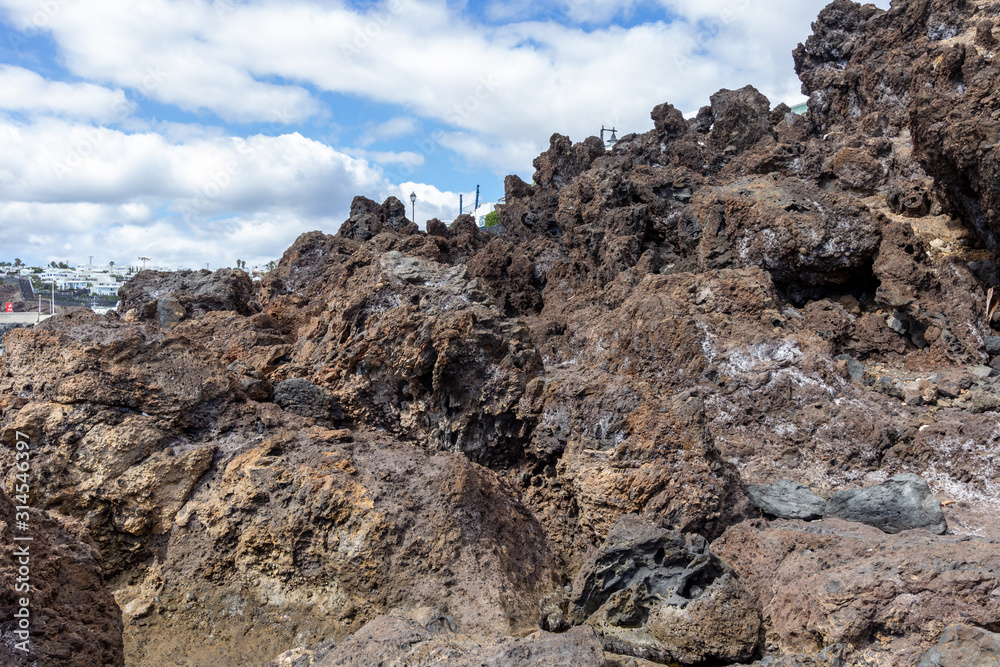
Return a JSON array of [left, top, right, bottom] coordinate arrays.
[[714, 518, 1000, 664]]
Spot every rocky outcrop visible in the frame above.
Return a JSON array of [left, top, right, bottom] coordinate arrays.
[[794, 0, 1000, 257], [8, 1, 1000, 665], [280, 616, 618, 667], [0, 487, 123, 666], [559, 515, 760, 664], [118, 267, 259, 326], [714, 518, 1000, 665], [337, 195, 419, 241]]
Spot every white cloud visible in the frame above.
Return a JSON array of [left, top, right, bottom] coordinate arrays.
[[348, 147, 426, 167], [0, 115, 390, 266], [394, 182, 481, 225], [0, 65, 130, 121], [357, 116, 420, 147], [0, 0, 891, 164]]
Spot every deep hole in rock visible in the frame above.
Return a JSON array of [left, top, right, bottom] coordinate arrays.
[[775, 262, 881, 308]]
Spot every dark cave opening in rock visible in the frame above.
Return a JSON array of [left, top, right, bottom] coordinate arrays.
[[774, 264, 882, 309]]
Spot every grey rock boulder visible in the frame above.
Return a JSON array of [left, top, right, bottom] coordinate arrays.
[[747, 479, 827, 520], [273, 378, 343, 423], [825, 473, 947, 535], [917, 623, 1000, 666], [984, 335, 1000, 356]]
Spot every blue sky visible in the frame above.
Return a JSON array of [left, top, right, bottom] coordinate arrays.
[[0, 0, 890, 271]]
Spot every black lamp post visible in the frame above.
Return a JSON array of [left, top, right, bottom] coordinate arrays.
[[601, 125, 618, 146], [409, 191, 416, 223]]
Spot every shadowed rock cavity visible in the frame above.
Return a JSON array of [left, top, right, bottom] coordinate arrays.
[[558, 515, 760, 665]]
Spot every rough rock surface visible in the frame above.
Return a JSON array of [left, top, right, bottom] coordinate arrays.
[[748, 479, 827, 520], [272, 377, 343, 423], [6, 0, 1000, 664], [714, 518, 1000, 665], [562, 514, 760, 664], [825, 472, 948, 534], [277, 615, 623, 667], [118, 268, 259, 326], [0, 487, 123, 666], [917, 623, 1000, 667]]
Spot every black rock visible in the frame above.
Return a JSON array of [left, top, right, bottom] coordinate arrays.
[[985, 335, 1000, 356], [825, 473, 947, 535], [273, 378, 344, 423], [747, 479, 827, 521]]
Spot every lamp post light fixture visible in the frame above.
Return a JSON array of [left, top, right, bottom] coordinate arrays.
[[600, 125, 618, 147], [409, 191, 417, 223]]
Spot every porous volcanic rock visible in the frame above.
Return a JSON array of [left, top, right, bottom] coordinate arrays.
[[272, 377, 343, 423], [0, 487, 123, 666], [917, 623, 1000, 667], [118, 267, 259, 323], [562, 514, 759, 664], [795, 0, 1000, 256], [0, 311, 237, 575], [692, 174, 881, 295], [7, 1, 1000, 665], [713, 518, 1000, 665], [281, 615, 619, 667], [337, 195, 419, 241]]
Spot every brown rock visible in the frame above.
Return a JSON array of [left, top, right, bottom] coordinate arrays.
[[0, 487, 123, 666], [713, 519, 1000, 661]]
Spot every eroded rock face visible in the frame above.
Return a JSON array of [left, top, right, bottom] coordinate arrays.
[[714, 518, 1000, 665], [794, 0, 1000, 256], [338, 195, 419, 241], [287, 615, 615, 667], [918, 623, 1000, 667], [692, 175, 881, 295], [0, 487, 123, 666], [118, 268, 259, 323]]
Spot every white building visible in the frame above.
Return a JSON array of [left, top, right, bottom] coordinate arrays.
[[474, 202, 498, 227]]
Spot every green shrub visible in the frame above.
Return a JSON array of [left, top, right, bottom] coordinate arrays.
[[484, 210, 499, 227]]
